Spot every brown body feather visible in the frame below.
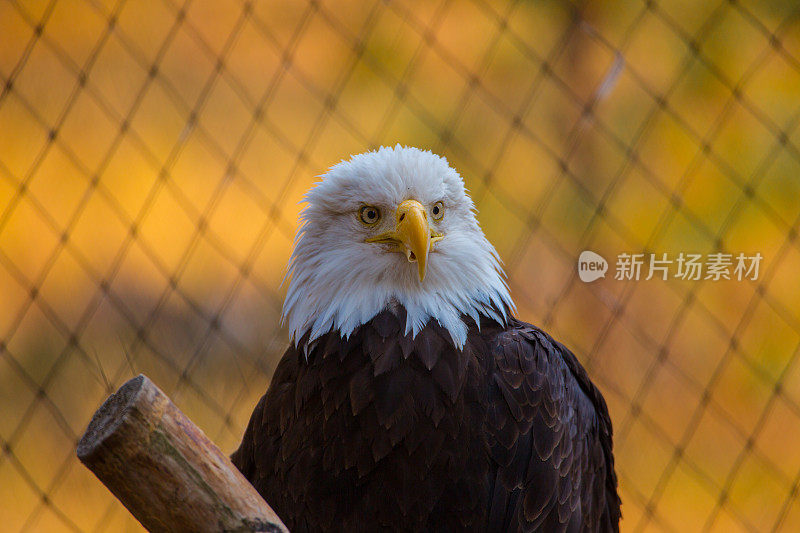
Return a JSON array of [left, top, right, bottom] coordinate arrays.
[[232, 309, 620, 532]]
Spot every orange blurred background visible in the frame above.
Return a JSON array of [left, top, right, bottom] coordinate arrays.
[[1, 0, 800, 531]]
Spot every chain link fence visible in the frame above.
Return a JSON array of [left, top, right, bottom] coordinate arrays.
[[1, 0, 800, 531]]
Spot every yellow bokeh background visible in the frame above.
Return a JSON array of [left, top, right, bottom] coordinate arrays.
[[1, 0, 800, 531]]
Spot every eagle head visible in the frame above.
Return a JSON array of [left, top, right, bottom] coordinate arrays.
[[282, 145, 514, 349]]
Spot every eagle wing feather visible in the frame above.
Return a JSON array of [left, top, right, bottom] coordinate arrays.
[[484, 318, 621, 532]]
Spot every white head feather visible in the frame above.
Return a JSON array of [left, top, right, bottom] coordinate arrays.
[[282, 145, 515, 350]]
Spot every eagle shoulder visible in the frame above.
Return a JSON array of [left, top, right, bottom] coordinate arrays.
[[482, 317, 621, 532], [231, 347, 303, 517]]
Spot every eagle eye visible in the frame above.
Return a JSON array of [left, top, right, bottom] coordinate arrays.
[[431, 201, 444, 221], [359, 205, 381, 224]]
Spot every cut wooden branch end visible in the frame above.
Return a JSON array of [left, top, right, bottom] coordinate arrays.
[[77, 374, 288, 533]]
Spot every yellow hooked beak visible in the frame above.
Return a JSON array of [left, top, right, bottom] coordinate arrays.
[[365, 199, 443, 282]]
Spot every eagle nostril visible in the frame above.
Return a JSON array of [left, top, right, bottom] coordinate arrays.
[[399, 213, 405, 222]]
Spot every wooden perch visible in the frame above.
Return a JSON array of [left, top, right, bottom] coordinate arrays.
[[77, 374, 288, 533]]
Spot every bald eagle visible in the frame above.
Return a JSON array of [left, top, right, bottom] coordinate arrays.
[[232, 146, 621, 532]]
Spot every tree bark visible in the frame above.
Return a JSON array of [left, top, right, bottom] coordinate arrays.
[[77, 374, 288, 533]]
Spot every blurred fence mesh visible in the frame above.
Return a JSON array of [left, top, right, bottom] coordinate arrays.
[[1, 0, 800, 531]]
